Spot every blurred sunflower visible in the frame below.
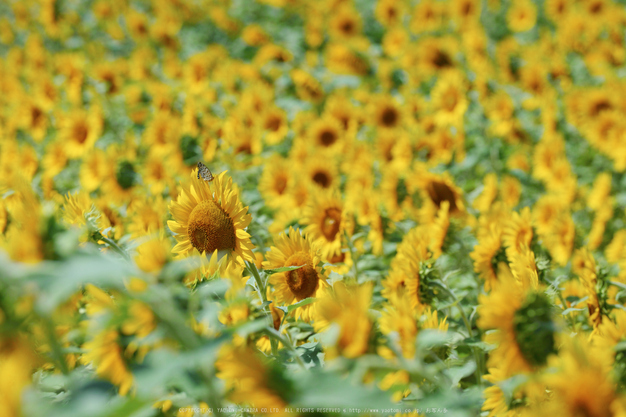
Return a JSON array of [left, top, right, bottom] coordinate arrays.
[[478, 272, 557, 377], [58, 108, 103, 159], [305, 155, 339, 190], [258, 156, 293, 209], [216, 344, 294, 412], [470, 223, 502, 291], [375, 0, 406, 27], [135, 234, 171, 273], [431, 71, 468, 127], [507, 0, 537, 32], [308, 116, 344, 152], [302, 189, 352, 262], [382, 225, 431, 312], [502, 207, 533, 257], [371, 94, 404, 131], [261, 106, 288, 145], [167, 170, 255, 266], [379, 294, 419, 359], [414, 171, 465, 216], [314, 281, 373, 359], [328, 6, 362, 41], [528, 336, 626, 417], [410, 0, 443, 33], [81, 330, 134, 396]]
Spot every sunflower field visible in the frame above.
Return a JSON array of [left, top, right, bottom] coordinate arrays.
[[4, 0, 626, 416]]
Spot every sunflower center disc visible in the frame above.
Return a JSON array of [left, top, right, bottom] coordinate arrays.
[[321, 208, 342, 241], [284, 251, 318, 301], [187, 199, 236, 254]]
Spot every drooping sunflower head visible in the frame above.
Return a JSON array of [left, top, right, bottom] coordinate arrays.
[[478, 270, 557, 376], [263, 226, 327, 322], [167, 170, 255, 267]]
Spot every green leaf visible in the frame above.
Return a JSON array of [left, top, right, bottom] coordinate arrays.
[[417, 330, 455, 349], [615, 340, 626, 352], [275, 305, 289, 314], [497, 374, 529, 407], [232, 319, 268, 337], [294, 372, 395, 408], [562, 307, 586, 315], [29, 253, 134, 313], [444, 361, 477, 388], [462, 336, 494, 352], [288, 297, 317, 313], [262, 264, 306, 275]]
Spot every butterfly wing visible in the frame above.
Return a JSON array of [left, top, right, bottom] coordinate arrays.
[[197, 162, 214, 182]]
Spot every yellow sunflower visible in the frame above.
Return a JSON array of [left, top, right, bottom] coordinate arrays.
[[314, 281, 373, 359], [470, 223, 502, 291], [383, 225, 431, 312], [502, 207, 533, 258], [302, 189, 353, 262], [529, 336, 625, 417], [81, 330, 134, 396], [258, 155, 293, 209], [431, 71, 468, 127], [58, 107, 103, 159], [379, 294, 419, 359], [167, 170, 255, 266], [375, 0, 406, 27], [216, 344, 290, 413], [305, 154, 339, 190], [328, 6, 362, 41], [477, 272, 557, 377], [134, 234, 171, 274], [263, 227, 328, 322], [371, 94, 404, 131], [308, 116, 344, 152], [507, 0, 537, 32]]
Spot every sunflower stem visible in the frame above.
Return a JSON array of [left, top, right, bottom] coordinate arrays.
[[610, 280, 626, 291], [555, 290, 577, 329], [43, 316, 69, 375], [246, 261, 279, 356], [98, 235, 131, 261], [264, 328, 306, 370], [247, 261, 267, 305], [344, 231, 359, 281], [431, 280, 484, 387]]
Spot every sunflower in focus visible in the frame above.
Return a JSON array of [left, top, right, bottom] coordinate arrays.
[[263, 227, 328, 322], [167, 170, 255, 266]]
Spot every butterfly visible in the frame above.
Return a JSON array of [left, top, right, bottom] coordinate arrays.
[[197, 161, 214, 182]]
